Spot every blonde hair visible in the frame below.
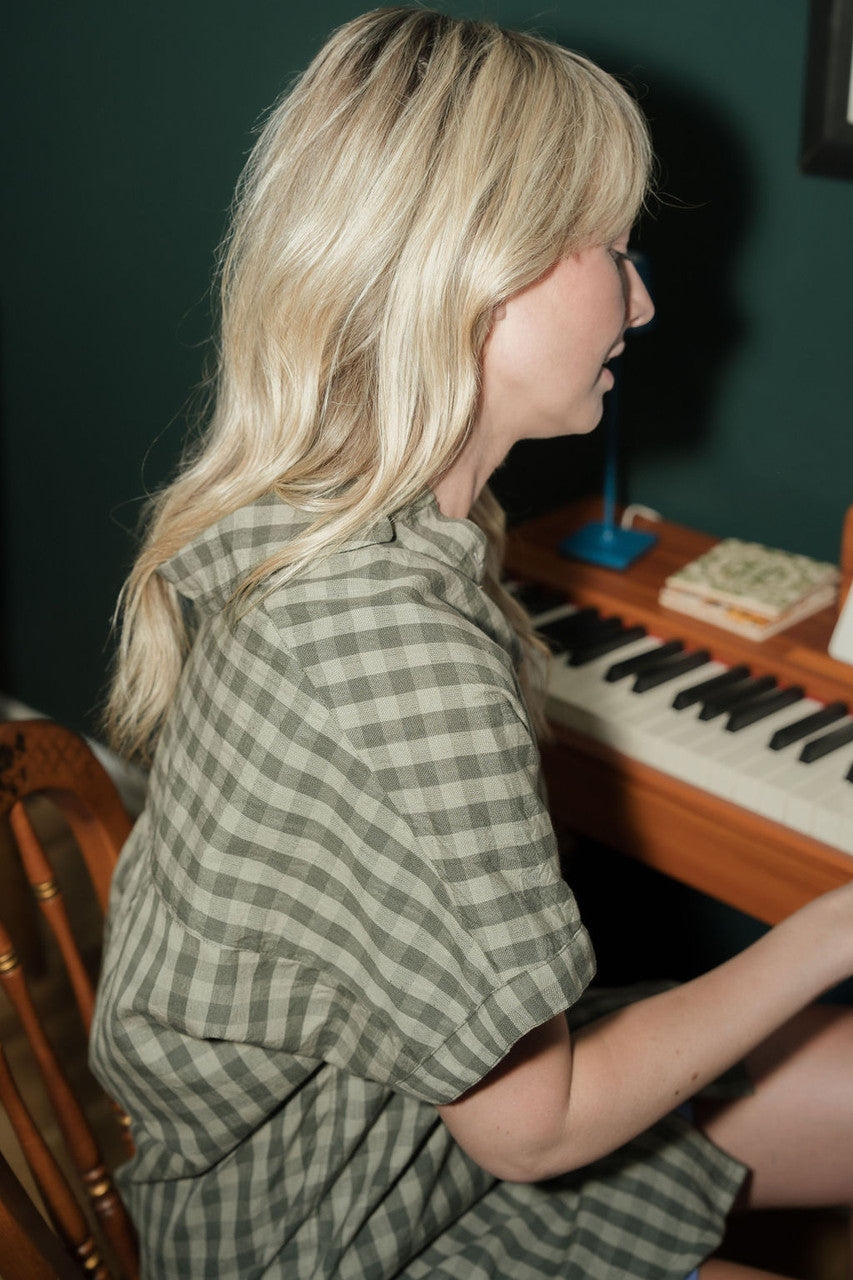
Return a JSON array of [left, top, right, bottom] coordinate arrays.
[[107, 7, 651, 761]]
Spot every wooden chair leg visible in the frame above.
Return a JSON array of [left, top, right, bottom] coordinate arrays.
[[0, 1044, 111, 1279], [0, 1145, 86, 1280], [9, 803, 134, 1161], [10, 805, 96, 1032], [0, 925, 138, 1278]]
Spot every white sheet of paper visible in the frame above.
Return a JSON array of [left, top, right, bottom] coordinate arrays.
[[829, 587, 853, 664]]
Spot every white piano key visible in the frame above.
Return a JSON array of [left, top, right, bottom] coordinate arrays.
[[781, 728, 853, 831], [594, 662, 726, 743], [547, 636, 664, 708], [730, 738, 821, 820], [546, 654, 853, 856], [750, 696, 830, 755], [719, 702, 827, 774], [530, 602, 576, 627], [547, 651, 715, 764], [812, 782, 853, 848]]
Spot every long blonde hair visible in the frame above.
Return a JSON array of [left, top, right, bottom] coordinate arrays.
[[107, 7, 651, 761]]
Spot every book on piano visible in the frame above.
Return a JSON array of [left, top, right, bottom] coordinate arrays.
[[659, 537, 839, 641]]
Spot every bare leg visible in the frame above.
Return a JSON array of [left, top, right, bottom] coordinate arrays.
[[699, 1262, 792, 1279], [693, 1004, 853, 1280], [693, 1004, 853, 1208]]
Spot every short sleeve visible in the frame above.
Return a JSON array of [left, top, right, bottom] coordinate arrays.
[[269, 581, 596, 1100]]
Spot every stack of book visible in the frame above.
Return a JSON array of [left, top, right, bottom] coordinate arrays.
[[659, 538, 839, 641]]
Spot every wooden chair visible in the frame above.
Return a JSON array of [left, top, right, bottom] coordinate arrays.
[[0, 719, 139, 1279]]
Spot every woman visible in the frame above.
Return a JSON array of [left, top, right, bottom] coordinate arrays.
[[91, 9, 853, 1278]]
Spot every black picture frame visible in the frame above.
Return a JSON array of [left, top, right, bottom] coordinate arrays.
[[802, 0, 853, 178]]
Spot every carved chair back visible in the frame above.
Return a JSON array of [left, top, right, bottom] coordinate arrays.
[[0, 719, 139, 1280]]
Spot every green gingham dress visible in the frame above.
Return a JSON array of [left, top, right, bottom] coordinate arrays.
[[90, 492, 746, 1279]]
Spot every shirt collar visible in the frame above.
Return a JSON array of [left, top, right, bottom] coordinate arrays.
[[391, 491, 487, 585], [158, 489, 486, 610]]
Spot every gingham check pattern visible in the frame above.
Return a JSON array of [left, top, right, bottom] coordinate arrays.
[[91, 493, 745, 1278]]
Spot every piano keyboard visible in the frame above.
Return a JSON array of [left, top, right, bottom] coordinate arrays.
[[527, 600, 853, 857]]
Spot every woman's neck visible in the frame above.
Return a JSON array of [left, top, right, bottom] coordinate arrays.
[[431, 419, 509, 519]]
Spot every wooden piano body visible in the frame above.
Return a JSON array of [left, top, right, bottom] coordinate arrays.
[[505, 499, 853, 925]]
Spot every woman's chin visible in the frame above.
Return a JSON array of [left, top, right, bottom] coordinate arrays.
[[563, 402, 608, 437], [516, 395, 609, 442]]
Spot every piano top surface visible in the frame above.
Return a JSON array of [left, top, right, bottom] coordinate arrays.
[[505, 497, 853, 708]]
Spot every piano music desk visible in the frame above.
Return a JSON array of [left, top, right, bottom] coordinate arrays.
[[506, 499, 853, 925]]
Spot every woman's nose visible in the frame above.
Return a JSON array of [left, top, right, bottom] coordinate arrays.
[[626, 261, 655, 331]]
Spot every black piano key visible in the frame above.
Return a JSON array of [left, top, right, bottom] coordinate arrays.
[[567, 614, 625, 639], [632, 648, 711, 693], [559, 615, 626, 657], [698, 674, 777, 721], [846, 759, 853, 784], [671, 664, 751, 711], [725, 685, 805, 733], [799, 721, 853, 763], [568, 624, 647, 666], [605, 639, 684, 683], [538, 607, 601, 653], [768, 701, 848, 750], [511, 582, 567, 618]]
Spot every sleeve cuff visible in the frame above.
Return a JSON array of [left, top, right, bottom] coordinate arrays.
[[397, 922, 597, 1104]]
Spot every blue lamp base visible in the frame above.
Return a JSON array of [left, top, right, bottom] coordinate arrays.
[[560, 520, 657, 570]]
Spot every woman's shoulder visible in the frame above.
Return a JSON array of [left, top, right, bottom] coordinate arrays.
[[157, 488, 526, 740], [159, 489, 494, 647], [255, 492, 516, 698], [265, 561, 518, 725]]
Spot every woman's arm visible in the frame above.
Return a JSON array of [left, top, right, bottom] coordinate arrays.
[[437, 880, 853, 1182]]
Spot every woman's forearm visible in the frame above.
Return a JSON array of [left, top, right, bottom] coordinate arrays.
[[553, 885, 853, 1176], [439, 883, 853, 1183]]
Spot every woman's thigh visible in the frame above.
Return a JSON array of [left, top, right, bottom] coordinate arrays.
[[692, 1003, 853, 1209], [698, 1263, 794, 1279]]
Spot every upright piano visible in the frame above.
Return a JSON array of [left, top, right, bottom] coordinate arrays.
[[505, 499, 853, 925]]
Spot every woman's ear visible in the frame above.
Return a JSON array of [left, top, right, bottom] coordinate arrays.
[[493, 302, 507, 321]]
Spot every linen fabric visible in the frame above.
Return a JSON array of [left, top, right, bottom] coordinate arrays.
[[91, 492, 745, 1278]]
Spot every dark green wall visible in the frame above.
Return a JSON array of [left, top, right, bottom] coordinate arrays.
[[3, 0, 853, 731]]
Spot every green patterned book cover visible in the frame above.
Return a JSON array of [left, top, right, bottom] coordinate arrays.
[[660, 539, 839, 639], [664, 539, 839, 620]]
